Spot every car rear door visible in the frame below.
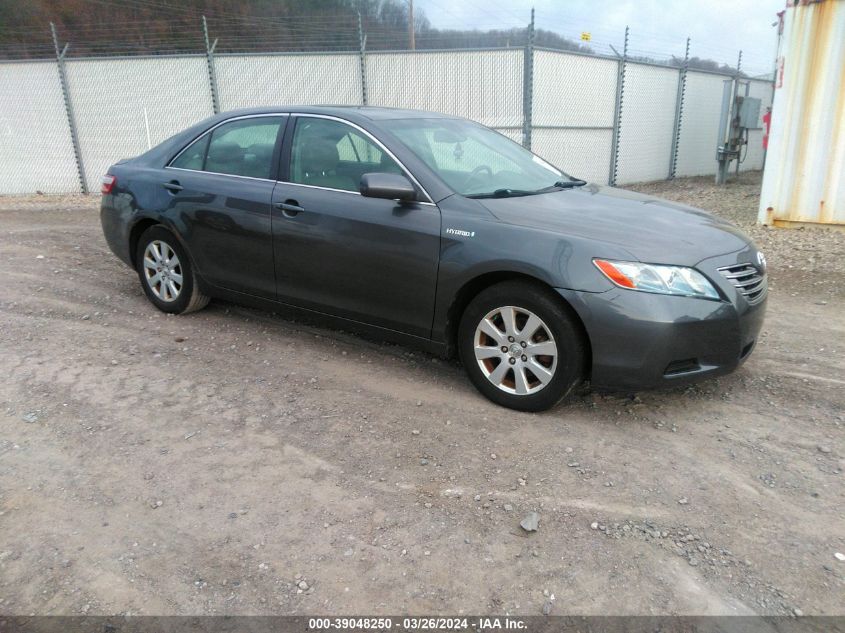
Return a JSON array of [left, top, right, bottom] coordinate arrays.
[[270, 114, 441, 339], [163, 114, 287, 299]]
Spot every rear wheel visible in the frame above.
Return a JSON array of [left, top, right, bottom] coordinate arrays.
[[458, 281, 585, 411], [135, 226, 209, 314]]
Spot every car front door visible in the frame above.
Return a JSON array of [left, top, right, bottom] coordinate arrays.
[[271, 115, 441, 339], [164, 114, 287, 299]]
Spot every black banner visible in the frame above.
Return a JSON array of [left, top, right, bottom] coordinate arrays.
[[1, 616, 843, 633]]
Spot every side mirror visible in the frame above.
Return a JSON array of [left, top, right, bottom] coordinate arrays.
[[359, 173, 417, 202]]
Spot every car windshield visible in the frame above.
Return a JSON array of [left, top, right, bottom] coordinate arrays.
[[382, 118, 583, 198]]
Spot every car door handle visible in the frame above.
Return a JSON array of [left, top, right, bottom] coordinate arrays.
[[162, 180, 183, 193], [275, 201, 304, 217]]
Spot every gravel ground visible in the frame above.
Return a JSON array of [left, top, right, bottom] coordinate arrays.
[[1, 171, 843, 616]]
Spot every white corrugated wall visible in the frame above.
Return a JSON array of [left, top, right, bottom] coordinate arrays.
[[759, 0, 845, 227]]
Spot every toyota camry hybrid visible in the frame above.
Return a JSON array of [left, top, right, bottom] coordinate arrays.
[[101, 106, 767, 411]]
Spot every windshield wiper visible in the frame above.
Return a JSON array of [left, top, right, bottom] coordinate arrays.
[[554, 179, 587, 188], [467, 179, 588, 199], [467, 188, 537, 199]]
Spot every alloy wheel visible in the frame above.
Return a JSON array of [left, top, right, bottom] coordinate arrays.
[[142, 240, 183, 302], [473, 305, 558, 395]]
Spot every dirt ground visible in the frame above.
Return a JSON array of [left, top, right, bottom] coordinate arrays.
[[1, 171, 843, 617]]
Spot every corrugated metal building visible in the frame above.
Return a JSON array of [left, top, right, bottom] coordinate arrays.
[[758, 0, 845, 228]]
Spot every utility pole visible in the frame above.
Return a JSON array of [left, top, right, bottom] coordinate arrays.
[[408, 0, 415, 50]]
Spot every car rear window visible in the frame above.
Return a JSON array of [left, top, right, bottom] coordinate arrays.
[[171, 135, 209, 171]]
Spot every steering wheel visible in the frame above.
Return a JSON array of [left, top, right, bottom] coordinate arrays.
[[462, 165, 493, 190]]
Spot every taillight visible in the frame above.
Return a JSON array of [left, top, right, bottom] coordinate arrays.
[[101, 174, 116, 194]]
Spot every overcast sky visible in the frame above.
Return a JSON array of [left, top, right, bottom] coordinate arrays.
[[414, 0, 783, 76]]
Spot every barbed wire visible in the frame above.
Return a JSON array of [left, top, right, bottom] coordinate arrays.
[[0, 8, 773, 76]]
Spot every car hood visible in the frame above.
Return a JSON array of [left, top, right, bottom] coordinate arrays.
[[478, 184, 751, 266]]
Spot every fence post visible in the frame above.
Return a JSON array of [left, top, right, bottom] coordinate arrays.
[[202, 16, 220, 114], [51, 23, 87, 194], [668, 37, 690, 179], [521, 8, 535, 150], [734, 50, 743, 179], [358, 12, 368, 105], [608, 26, 628, 186]]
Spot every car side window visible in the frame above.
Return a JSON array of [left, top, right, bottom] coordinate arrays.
[[289, 118, 403, 192], [171, 134, 209, 171], [198, 117, 285, 179]]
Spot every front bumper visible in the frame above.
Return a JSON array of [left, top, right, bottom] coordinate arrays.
[[558, 251, 767, 392]]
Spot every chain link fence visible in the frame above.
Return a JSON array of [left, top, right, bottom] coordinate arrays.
[[531, 50, 617, 185], [0, 60, 80, 193], [216, 52, 363, 111], [616, 63, 681, 184], [367, 49, 523, 137], [65, 56, 215, 193], [0, 27, 773, 195]]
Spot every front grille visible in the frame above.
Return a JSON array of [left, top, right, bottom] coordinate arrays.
[[717, 263, 767, 304]]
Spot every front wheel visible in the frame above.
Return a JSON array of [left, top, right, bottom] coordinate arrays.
[[135, 225, 209, 315], [458, 281, 586, 412]]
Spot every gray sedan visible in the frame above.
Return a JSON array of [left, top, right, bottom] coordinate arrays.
[[100, 106, 766, 411]]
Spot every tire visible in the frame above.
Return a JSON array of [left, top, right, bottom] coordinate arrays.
[[135, 225, 209, 315], [458, 281, 586, 412]]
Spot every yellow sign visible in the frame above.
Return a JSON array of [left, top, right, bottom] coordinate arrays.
[[581, 32, 591, 41]]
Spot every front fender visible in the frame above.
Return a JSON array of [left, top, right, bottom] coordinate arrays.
[[431, 216, 636, 344]]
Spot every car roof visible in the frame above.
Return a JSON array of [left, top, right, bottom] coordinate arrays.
[[212, 105, 460, 123]]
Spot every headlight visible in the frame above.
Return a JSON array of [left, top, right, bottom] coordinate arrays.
[[593, 259, 720, 300]]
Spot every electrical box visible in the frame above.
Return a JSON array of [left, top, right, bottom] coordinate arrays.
[[737, 96, 762, 129]]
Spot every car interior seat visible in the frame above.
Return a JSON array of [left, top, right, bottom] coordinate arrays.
[[206, 141, 245, 176], [242, 144, 275, 179], [299, 137, 357, 191]]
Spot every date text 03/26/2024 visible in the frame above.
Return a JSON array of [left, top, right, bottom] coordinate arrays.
[[308, 617, 527, 630]]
